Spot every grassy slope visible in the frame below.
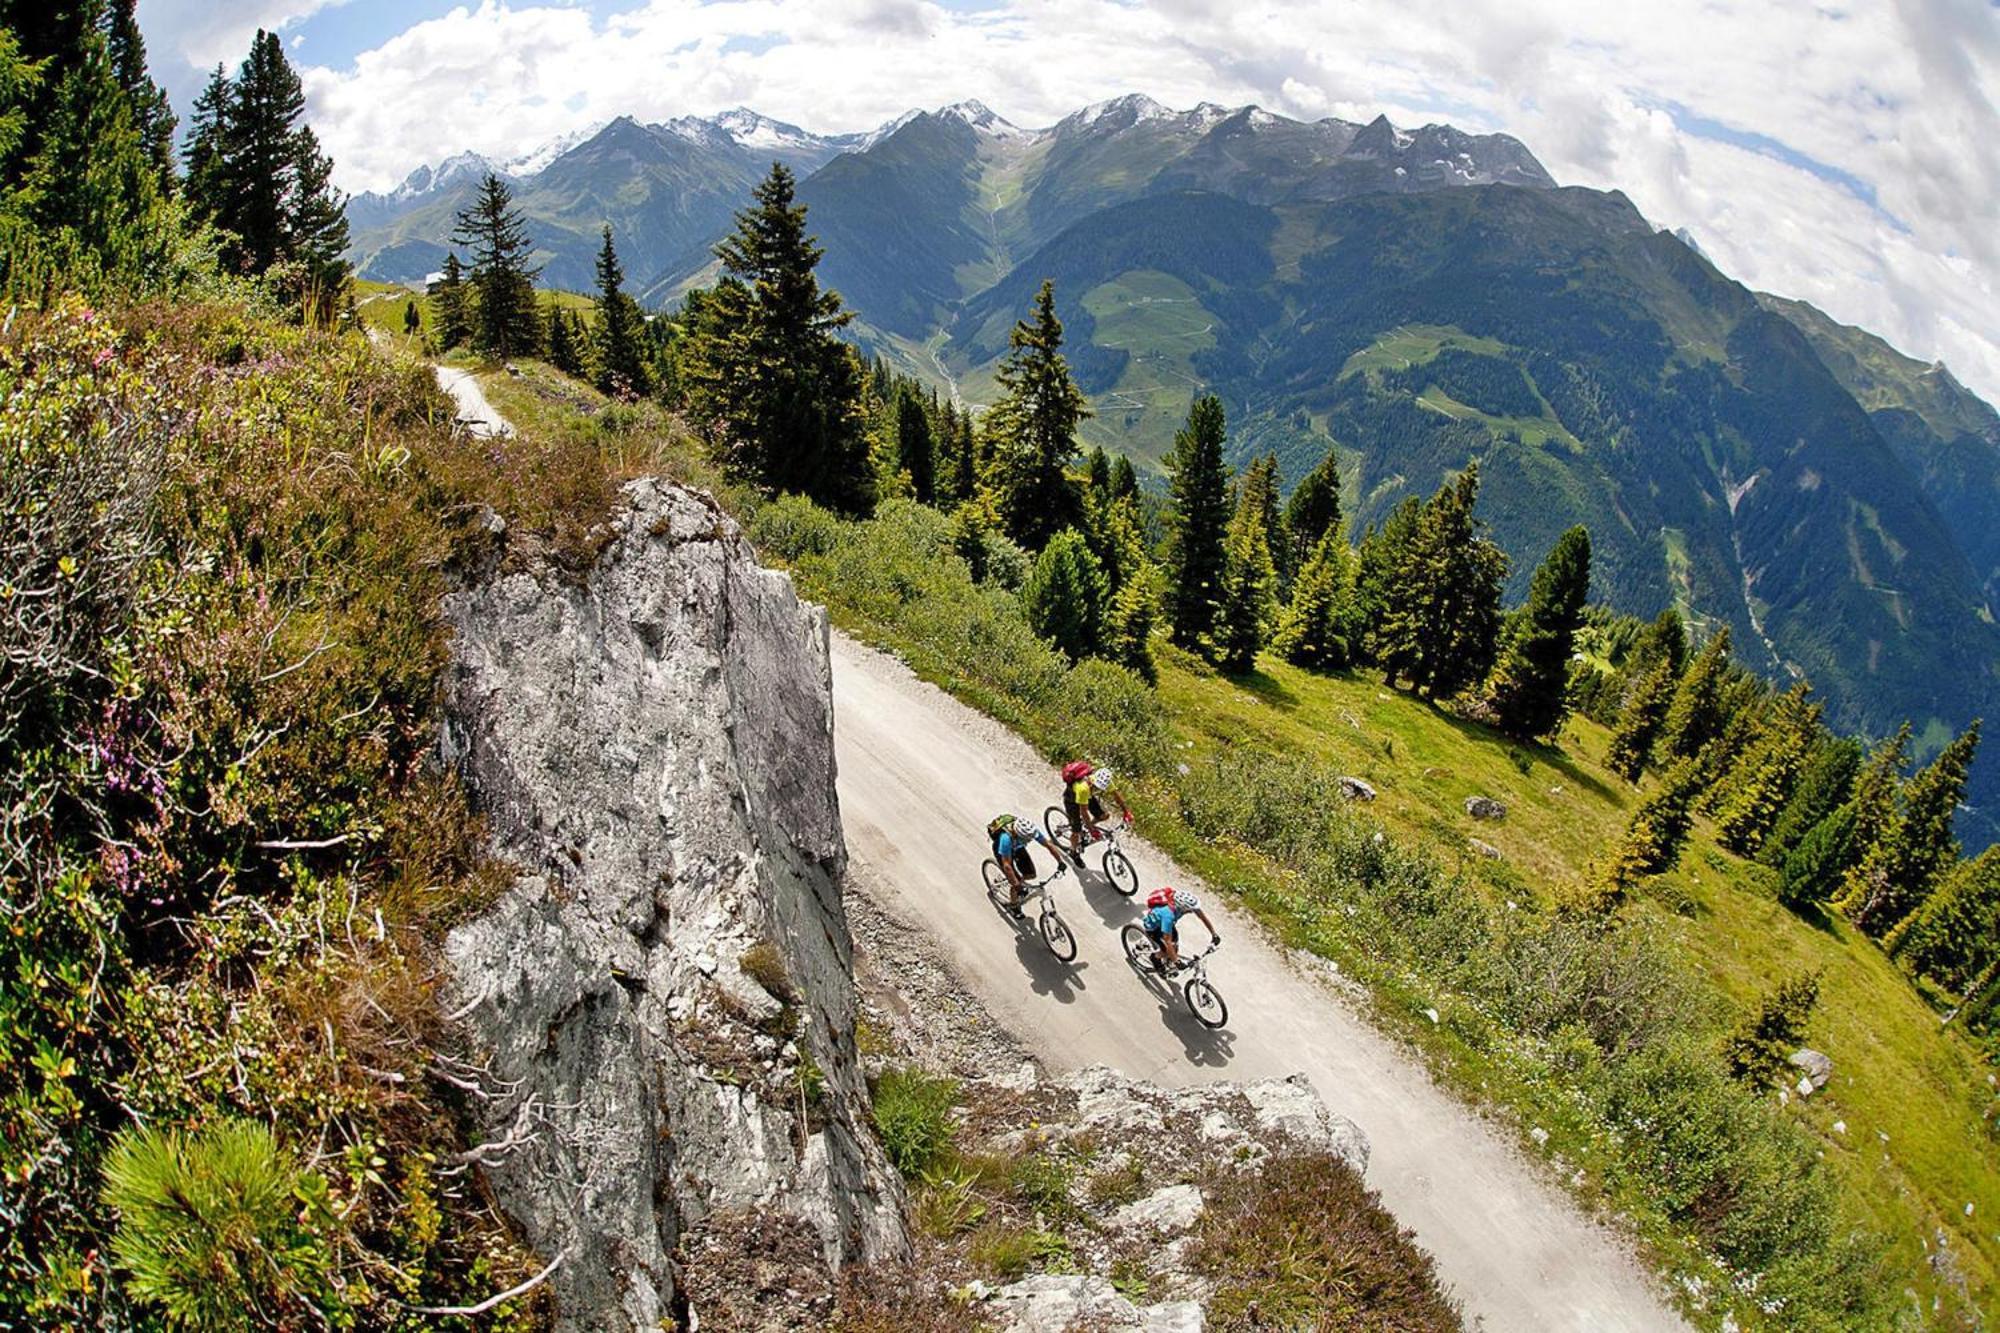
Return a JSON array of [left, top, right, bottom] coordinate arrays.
[[1153, 648, 2000, 1317]]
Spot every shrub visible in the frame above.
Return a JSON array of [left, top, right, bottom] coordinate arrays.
[[1021, 527, 1107, 661], [966, 1223, 1071, 1282], [750, 492, 842, 561], [1190, 1150, 1460, 1330], [1723, 970, 1821, 1085], [871, 1066, 960, 1178], [101, 1121, 340, 1331]]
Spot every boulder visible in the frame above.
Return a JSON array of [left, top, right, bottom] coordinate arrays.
[[1111, 1184, 1205, 1236], [1789, 1048, 1833, 1091], [1337, 775, 1378, 802], [988, 1275, 1206, 1332], [1468, 838, 1503, 860], [1464, 795, 1507, 820]]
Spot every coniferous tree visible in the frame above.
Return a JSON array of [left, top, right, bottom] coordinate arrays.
[[1353, 496, 1421, 665], [433, 253, 472, 351], [984, 280, 1088, 548], [1603, 757, 1703, 892], [1723, 971, 1822, 1085], [1784, 726, 1908, 907], [1274, 532, 1356, 670], [1110, 454, 1140, 502], [1780, 801, 1858, 910], [453, 173, 540, 359], [286, 122, 349, 320], [949, 408, 979, 507], [1375, 464, 1508, 699], [181, 63, 231, 215], [1713, 682, 1822, 856], [1165, 395, 1231, 655], [683, 164, 871, 511], [1629, 608, 1687, 679], [1215, 485, 1277, 674], [546, 304, 586, 376], [1606, 656, 1676, 782], [1843, 721, 1981, 937], [1488, 525, 1592, 739], [894, 387, 936, 505], [1284, 448, 1342, 577], [1889, 847, 2000, 992], [1658, 626, 1732, 761], [592, 225, 650, 396], [1239, 454, 1288, 584], [1106, 564, 1161, 684], [104, 0, 173, 188], [1759, 736, 1862, 868], [1085, 446, 1113, 500], [1022, 528, 1107, 661], [402, 300, 420, 339]]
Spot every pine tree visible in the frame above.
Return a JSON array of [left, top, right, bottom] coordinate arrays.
[[1713, 682, 1822, 856], [1353, 497, 1421, 666], [546, 305, 585, 376], [1215, 485, 1277, 674], [1165, 396, 1231, 656], [453, 173, 541, 359], [1022, 528, 1107, 661], [1375, 465, 1509, 699], [287, 122, 350, 322], [1274, 532, 1356, 670], [1283, 448, 1342, 577], [1085, 446, 1113, 500], [593, 225, 650, 396], [985, 280, 1088, 549], [402, 300, 420, 339], [1723, 971, 1822, 1085], [1780, 801, 1857, 910], [1606, 656, 1676, 782], [181, 64, 231, 217], [1759, 736, 1862, 868], [104, 0, 173, 188], [683, 164, 872, 512], [1105, 564, 1161, 683], [1889, 847, 2000, 993], [433, 253, 472, 351], [1603, 758, 1703, 892], [1240, 454, 1288, 585], [1488, 525, 1592, 739], [894, 387, 936, 505], [1110, 454, 1140, 502], [948, 407, 978, 507], [1629, 608, 1687, 679], [1658, 626, 1731, 761], [1843, 721, 1981, 937]]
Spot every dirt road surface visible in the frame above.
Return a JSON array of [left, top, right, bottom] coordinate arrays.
[[830, 631, 1687, 1333]]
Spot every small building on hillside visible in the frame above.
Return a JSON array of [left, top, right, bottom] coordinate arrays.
[[423, 271, 447, 293]]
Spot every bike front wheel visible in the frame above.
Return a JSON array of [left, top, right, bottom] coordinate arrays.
[[1103, 847, 1139, 896], [1040, 910, 1077, 962], [981, 859, 1009, 909], [1184, 977, 1228, 1029]]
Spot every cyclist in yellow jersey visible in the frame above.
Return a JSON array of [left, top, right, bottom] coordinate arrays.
[[1062, 763, 1133, 858]]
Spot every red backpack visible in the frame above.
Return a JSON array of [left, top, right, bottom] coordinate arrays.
[[1145, 887, 1177, 911], [1061, 760, 1094, 784]]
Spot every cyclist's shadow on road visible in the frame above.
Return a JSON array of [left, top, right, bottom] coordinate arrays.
[[1074, 862, 1140, 928], [1008, 924, 1089, 1002], [1131, 970, 1236, 1067]]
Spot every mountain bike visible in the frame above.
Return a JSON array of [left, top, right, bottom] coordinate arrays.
[[1042, 805, 1140, 896], [982, 857, 1077, 962], [1119, 925, 1227, 1029]]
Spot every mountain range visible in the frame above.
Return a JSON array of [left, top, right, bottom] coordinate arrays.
[[347, 96, 2000, 846]]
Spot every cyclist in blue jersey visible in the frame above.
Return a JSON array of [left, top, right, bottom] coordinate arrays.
[[1141, 886, 1218, 972], [988, 814, 1053, 917]]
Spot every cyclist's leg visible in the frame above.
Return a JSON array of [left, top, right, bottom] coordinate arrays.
[[1063, 795, 1084, 853]]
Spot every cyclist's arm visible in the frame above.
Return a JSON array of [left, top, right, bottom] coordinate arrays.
[[1111, 790, 1134, 823], [1193, 908, 1217, 939]]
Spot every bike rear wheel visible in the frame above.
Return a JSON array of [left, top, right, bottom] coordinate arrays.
[[1120, 924, 1152, 968], [1043, 805, 1071, 847], [981, 859, 1009, 910], [1103, 848, 1139, 896], [1040, 910, 1077, 962], [1184, 977, 1228, 1029]]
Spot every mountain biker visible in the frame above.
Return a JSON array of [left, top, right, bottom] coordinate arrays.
[[1061, 761, 1133, 858], [1142, 886, 1218, 973], [988, 814, 1052, 917]]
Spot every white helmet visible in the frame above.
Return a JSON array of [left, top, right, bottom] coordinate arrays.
[[1011, 817, 1036, 839], [1090, 766, 1114, 792]]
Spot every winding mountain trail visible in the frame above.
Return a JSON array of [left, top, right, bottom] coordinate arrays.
[[434, 364, 514, 438], [829, 632, 1688, 1333]]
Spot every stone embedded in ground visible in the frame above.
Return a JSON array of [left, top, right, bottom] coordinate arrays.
[[1112, 1183, 1205, 1235], [1464, 795, 1507, 820], [987, 1274, 1207, 1332], [441, 479, 906, 1328], [1338, 775, 1378, 801], [1789, 1047, 1833, 1090], [1468, 837, 1503, 859]]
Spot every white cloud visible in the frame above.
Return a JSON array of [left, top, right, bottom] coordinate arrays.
[[141, 0, 348, 75], [293, 0, 2000, 402]]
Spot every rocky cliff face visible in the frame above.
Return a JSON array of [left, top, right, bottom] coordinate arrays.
[[439, 478, 906, 1329]]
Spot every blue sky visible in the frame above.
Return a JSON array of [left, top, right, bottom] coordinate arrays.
[[135, 0, 2000, 403]]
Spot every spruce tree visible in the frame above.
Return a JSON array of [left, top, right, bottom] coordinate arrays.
[[1759, 736, 1862, 868], [1658, 626, 1731, 761], [105, 0, 173, 188], [1889, 847, 2000, 993], [1284, 448, 1342, 577], [684, 164, 871, 512], [1353, 497, 1421, 666], [1630, 608, 1687, 679], [1165, 396, 1231, 655], [1110, 454, 1140, 502], [453, 173, 541, 359], [894, 387, 936, 505], [1723, 971, 1822, 1085], [948, 408, 978, 507], [1086, 446, 1113, 500], [1240, 454, 1288, 584], [1606, 656, 1676, 781], [1106, 564, 1160, 684], [403, 300, 420, 339], [1603, 757, 1703, 892], [1274, 532, 1356, 670], [1215, 485, 1277, 674], [1021, 528, 1107, 662], [546, 305, 585, 376], [433, 253, 472, 351], [1786, 726, 1908, 908], [1844, 721, 1981, 937], [1780, 801, 1858, 910], [1713, 682, 1822, 856], [985, 280, 1088, 548], [182, 64, 231, 218], [593, 225, 650, 396], [1488, 525, 1592, 739], [1375, 464, 1508, 699]]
